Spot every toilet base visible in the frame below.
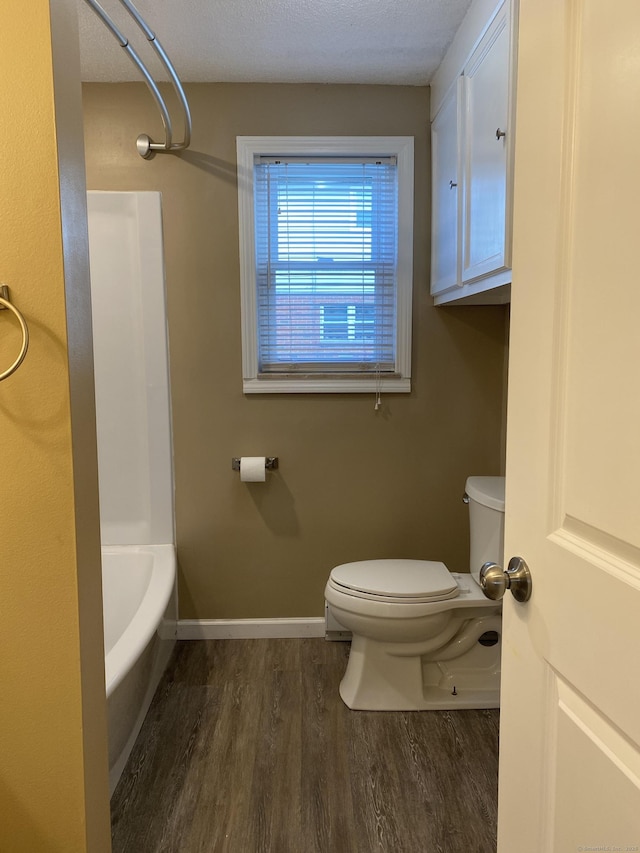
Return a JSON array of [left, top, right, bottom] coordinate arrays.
[[339, 618, 501, 711]]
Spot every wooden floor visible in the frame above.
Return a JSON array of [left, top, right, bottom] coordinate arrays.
[[111, 639, 499, 853]]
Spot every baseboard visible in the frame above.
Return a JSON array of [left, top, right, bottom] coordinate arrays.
[[177, 617, 326, 640]]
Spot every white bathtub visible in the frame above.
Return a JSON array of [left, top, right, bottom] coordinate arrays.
[[89, 193, 177, 794], [102, 544, 177, 795]]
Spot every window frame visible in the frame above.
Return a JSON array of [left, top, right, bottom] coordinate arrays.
[[236, 136, 414, 394]]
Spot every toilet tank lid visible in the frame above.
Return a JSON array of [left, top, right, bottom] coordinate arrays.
[[465, 476, 505, 512]]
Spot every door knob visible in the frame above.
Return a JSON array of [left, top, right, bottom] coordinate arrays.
[[496, 128, 506, 140], [479, 557, 532, 603]]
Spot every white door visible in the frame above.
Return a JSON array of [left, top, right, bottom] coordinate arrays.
[[430, 78, 462, 296], [498, 1, 640, 850], [462, 0, 510, 283]]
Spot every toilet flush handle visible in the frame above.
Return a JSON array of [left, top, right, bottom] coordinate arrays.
[[479, 557, 532, 603]]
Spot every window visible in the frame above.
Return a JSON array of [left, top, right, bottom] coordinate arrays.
[[320, 305, 376, 343], [237, 136, 414, 393]]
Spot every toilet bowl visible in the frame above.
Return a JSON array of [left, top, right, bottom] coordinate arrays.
[[324, 476, 505, 711]]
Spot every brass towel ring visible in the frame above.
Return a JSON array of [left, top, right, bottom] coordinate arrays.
[[0, 293, 29, 381]]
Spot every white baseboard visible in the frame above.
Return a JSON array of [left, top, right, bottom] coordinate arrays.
[[177, 617, 326, 640]]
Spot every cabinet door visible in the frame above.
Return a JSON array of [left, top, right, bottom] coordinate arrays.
[[430, 79, 462, 296], [462, 3, 510, 283]]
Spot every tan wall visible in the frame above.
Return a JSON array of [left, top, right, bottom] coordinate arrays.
[[83, 82, 508, 620], [0, 1, 110, 850]]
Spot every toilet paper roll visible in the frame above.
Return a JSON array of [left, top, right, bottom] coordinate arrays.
[[240, 456, 266, 482]]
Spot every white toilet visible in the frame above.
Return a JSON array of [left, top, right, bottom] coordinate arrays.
[[324, 476, 505, 711]]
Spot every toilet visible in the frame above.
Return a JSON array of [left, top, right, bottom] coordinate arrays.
[[324, 476, 505, 711]]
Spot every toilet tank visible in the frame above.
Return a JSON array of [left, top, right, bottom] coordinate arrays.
[[465, 476, 505, 585]]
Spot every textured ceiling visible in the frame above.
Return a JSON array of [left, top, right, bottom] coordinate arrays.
[[77, 0, 473, 85]]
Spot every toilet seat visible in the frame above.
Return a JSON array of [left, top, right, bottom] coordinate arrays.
[[328, 559, 460, 604]]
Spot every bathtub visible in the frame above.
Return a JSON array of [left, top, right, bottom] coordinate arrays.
[[102, 544, 177, 795], [89, 192, 176, 794]]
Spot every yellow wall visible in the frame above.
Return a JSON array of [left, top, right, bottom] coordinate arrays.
[[83, 82, 509, 620], [0, 2, 110, 850]]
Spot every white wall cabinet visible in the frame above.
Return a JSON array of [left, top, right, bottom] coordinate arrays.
[[430, 0, 516, 305], [430, 79, 462, 297]]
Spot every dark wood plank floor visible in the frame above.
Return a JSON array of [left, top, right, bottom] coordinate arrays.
[[111, 639, 499, 853]]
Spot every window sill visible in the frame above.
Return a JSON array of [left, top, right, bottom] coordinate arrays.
[[242, 376, 411, 394]]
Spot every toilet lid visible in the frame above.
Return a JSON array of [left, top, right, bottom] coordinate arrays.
[[329, 559, 459, 602]]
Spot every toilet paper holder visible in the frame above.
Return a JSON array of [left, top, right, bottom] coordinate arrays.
[[231, 457, 279, 472]]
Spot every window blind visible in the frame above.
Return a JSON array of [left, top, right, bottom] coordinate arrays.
[[253, 156, 399, 375]]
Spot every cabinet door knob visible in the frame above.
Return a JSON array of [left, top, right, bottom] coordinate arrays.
[[496, 128, 506, 140], [449, 180, 458, 189]]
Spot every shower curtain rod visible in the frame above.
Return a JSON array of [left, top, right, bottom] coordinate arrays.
[[83, 0, 192, 159]]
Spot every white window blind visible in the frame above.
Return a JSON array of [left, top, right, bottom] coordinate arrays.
[[253, 156, 398, 375], [237, 136, 413, 394]]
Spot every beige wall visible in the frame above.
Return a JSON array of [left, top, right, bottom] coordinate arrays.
[[83, 82, 508, 620], [0, 2, 110, 850]]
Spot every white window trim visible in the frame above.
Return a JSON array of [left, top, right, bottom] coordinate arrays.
[[236, 136, 414, 394]]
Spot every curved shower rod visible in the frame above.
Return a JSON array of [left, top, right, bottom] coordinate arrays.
[[83, 0, 192, 159]]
